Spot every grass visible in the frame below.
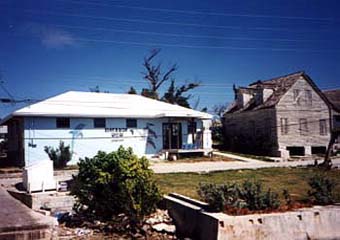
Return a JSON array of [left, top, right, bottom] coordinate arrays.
[[154, 167, 340, 202]]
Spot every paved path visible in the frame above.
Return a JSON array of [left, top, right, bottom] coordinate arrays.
[[0, 187, 57, 239], [151, 152, 340, 173]]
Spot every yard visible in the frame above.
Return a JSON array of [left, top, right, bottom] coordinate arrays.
[[154, 167, 340, 202]]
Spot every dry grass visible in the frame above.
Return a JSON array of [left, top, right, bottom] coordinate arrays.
[[154, 167, 340, 202]]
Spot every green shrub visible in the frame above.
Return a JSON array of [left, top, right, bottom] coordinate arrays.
[[71, 146, 161, 228], [283, 189, 292, 206], [198, 183, 240, 211], [198, 179, 280, 212], [239, 180, 280, 211], [44, 141, 72, 169], [308, 174, 336, 205]]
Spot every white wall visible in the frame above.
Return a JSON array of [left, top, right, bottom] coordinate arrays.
[[23, 117, 208, 166]]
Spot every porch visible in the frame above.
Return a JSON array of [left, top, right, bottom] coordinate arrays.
[[159, 118, 212, 160]]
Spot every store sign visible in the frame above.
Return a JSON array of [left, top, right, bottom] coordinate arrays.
[[105, 128, 128, 140]]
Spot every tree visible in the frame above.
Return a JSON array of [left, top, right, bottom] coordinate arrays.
[[320, 131, 338, 169], [211, 103, 229, 145], [44, 141, 72, 169], [89, 86, 109, 93], [141, 49, 177, 100], [127, 86, 137, 94], [141, 49, 200, 108], [212, 103, 228, 120], [162, 80, 200, 108]]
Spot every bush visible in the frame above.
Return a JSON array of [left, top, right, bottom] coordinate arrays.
[[198, 183, 240, 211], [44, 141, 72, 169], [239, 180, 280, 211], [71, 146, 161, 228], [283, 189, 292, 206], [198, 179, 280, 212], [308, 174, 336, 205]]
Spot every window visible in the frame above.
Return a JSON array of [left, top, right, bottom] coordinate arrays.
[[293, 89, 301, 105], [187, 121, 197, 134], [94, 118, 106, 128], [280, 118, 289, 135], [299, 118, 308, 135], [319, 119, 327, 135], [126, 119, 137, 128], [335, 115, 340, 123], [305, 90, 312, 105], [56, 117, 70, 128]]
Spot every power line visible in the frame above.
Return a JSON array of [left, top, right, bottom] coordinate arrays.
[[11, 8, 339, 34], [72, 37, 340, 53], [7, 32, 337, 53], [61, 0, 335, 22], [49, 23, 330, 43]]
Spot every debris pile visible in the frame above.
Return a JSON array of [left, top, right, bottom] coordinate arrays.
[[56, 209, 177, 239]]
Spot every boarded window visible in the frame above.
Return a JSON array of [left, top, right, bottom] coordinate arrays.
[[280, 118, 288, 135], [319, 119, 327, 135], [293, 89, 301, 105], [94, 118, 106, 128], [126, 119, 137, 128], [56, 117, 70, 129], [299, 118, 308, 135], [305, 90, 312, 105]]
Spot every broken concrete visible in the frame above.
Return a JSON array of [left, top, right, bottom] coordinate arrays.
[[0, 187, 57, 240], [8, 190, 75, 214]]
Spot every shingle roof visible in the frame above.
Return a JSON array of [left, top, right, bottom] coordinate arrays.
[[226, 71, 307, 113], [1, 91, 212, 123], [323, 89, 340, 112]]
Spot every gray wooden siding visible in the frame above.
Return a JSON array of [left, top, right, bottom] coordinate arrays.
[[276, 77, 330, 150]]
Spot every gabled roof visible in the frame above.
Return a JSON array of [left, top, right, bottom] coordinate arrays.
[[226, 71, 331, 114], [1, 91, 212, 123], [323, 89, 340, 112]]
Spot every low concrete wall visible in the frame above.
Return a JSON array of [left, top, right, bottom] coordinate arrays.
[[8, 190, 75, 213], [165, 193, 340, 240], [164, 194, 218, 240]]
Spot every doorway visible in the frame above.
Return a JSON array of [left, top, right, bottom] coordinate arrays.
[[163, 123, 182, 149]]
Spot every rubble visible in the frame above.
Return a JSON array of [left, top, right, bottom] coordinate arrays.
[[152, 223, 176, 234], [56, 208, 177, 239]]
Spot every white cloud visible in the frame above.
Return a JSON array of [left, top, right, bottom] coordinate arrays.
[[24, 23, 76, 48], [40, 27, 75, 48]]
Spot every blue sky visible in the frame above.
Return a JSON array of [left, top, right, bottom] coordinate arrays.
[[1, 0, 340, 117]]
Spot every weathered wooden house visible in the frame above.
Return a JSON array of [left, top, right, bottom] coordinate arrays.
[[223, 72, 331, 159], [323, 89, 340, 132]]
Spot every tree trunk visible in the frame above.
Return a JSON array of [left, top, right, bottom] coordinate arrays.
[[320, 132, 337, 169]]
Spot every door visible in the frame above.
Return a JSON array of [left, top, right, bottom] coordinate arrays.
[[163, 123, 182, 149]]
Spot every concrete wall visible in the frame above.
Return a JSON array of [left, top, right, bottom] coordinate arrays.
[[23, 117, 208, 166], [214, 206, 340, 240], [276, 78, 330, 154], [165, 193, 340, 240]]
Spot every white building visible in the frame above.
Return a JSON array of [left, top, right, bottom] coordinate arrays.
[[1, 91, 212, 167]]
